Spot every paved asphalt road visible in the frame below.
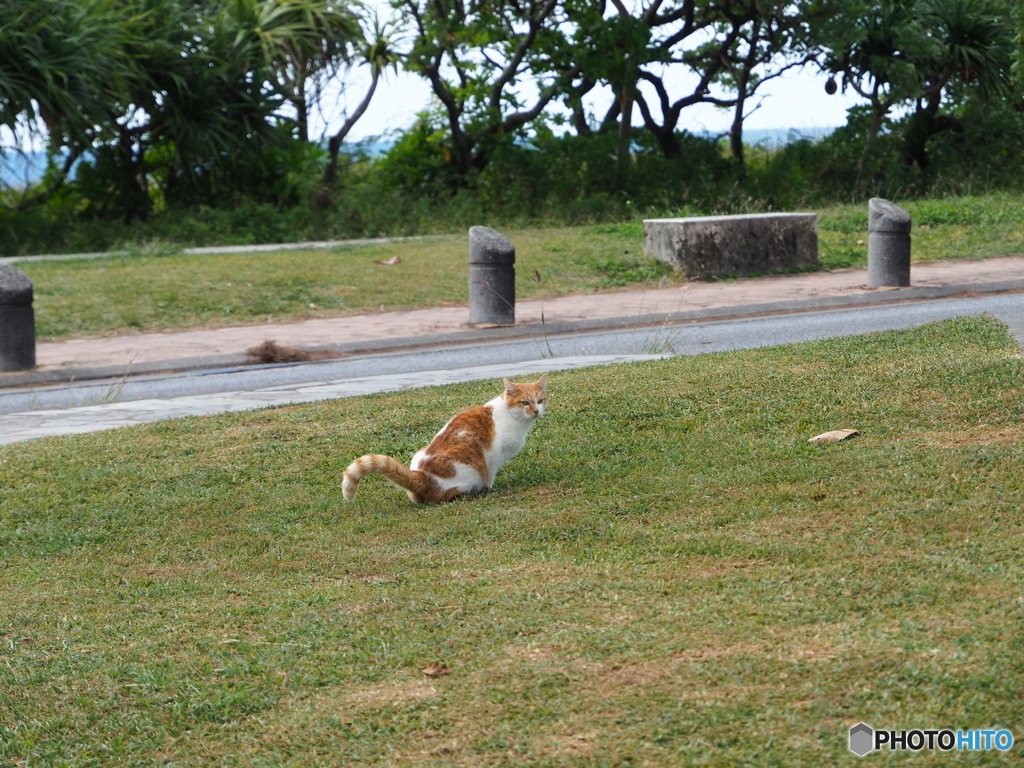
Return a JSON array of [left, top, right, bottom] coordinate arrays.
[[2, 292, 1022, 418]]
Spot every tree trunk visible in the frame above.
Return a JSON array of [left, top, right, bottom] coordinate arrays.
[[633, 89, 683, 159], [294, 71, 309, 143], [119, 127, 150, 224], [857, 82, 889, 177], [729, 22, 761, 181], [615, 58, 639, 189], [571, 101, 591, 136], [566, 79, 595, 136], [648, 124, 681, 159], [902, 94, 943, 172], [323, 71, 380, 186], [599, 100, 621, 135], [616, 84, 634, 188], [730, 85, 747, 180]]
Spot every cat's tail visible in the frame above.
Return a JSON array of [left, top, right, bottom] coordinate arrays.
[[342, 454, 437, 503]]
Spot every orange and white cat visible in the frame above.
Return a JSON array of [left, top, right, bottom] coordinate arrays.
[[342, 374, 548, 503]]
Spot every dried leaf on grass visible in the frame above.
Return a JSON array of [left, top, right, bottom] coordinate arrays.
[[374, 256, 401, 265], [420, 662, 450, 677], [809, 428, 862, 444], [245, 340, 342, 364]]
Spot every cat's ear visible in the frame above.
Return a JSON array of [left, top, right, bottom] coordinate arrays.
[[503, 378, 516, 395], [535, 373, 548, 390]]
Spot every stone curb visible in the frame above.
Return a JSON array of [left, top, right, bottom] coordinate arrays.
[[2, 277, 1022, 390]]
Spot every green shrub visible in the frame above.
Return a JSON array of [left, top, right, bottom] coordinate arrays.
[[5, 99, 1024, 256]]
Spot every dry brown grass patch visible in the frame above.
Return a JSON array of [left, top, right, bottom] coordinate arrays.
[[508, 560, 581, 579], [506, 644, 563, 664], [448, 561, 580, 586], [345, 679, 442, 708], [672, 642, 763, 663], [685, 557, 767, 578], [547, 730, 599, 756], [911, 425, 1024, 447], [572, 624, 860, 700], [244, 676, 443, 752], [126, 562, 216, 580]]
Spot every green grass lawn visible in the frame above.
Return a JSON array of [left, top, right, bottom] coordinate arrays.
[[16, 192, 1024, 341], [2, 315, 1023, 766], [818, 191, 1024, 270], [20, 225, 673, 341]]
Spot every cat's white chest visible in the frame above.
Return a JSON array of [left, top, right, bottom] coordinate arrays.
[[484, 400, 533, 484], [496, 432, 526, 462]]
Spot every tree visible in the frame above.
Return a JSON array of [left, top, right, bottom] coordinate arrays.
[[817, 0, 1013, 173], [558, 0, 775, 161], [98, 0, 284, 219], [634, 1, 758, 160], [1, 0, 289, 219], [1014, 0, 1024, 87], [814, 0, 920, 171], [900, 0, 1013, 171], [0, 0, 131, 206], [227, 0, 362, 143], [555, 3, 661, 184], [322, 13, 402, 185], [719, 1, 815, 177], [396, 0, 571, 183]]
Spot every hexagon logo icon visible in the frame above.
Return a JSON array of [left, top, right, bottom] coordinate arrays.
[[849, 722, 874, 756]]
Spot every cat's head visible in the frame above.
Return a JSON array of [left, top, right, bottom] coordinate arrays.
[[502, 374, 548, 420]]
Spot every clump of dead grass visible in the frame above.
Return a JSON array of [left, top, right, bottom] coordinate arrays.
[[245, 340, 343, 364]]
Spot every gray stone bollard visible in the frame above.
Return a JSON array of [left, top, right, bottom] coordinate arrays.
[[867, 198, 911, 288], [0, 264, 36, 373], [469, 226, 515, 325]]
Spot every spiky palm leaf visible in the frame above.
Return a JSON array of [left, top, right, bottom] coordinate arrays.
[[923, 0, 1013, 96], [0, 0, 130, 139], [227, 0, 362, 139]]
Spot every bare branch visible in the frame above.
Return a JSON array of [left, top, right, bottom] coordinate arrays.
[[487, 0, 560, 110]]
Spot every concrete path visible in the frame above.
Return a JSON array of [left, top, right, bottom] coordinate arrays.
[[0, 355, 662, 446], [20, 255, 1024, 376], [2, 254, 1023, 446]]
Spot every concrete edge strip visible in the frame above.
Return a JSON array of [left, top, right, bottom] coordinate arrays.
[[999, 317, 1024, 353], [3, 278, 1024, 390], [0, 235, 450, 265], [0, 354, 667, 445]]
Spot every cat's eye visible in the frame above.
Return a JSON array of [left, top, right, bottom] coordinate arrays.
[[520, 400, 529, 406]]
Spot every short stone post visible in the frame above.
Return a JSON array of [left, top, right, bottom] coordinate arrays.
[[868, 198, 911, 288], [0, 264, 36, 373], [469, 226, 515, 325]]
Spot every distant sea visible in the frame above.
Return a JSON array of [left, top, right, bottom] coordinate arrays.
[[0, 150, 54, 188], [725, 127, 836, 146], [2, 127, 837, 187]]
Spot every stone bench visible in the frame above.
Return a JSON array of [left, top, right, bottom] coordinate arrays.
[[643, 212, 818, 279]]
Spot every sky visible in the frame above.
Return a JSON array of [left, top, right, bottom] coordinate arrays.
[[2, 63, 863, 154], [2, 5, 871, 159], [309, 0, 869, 146], [311, 61, 866, 146]]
